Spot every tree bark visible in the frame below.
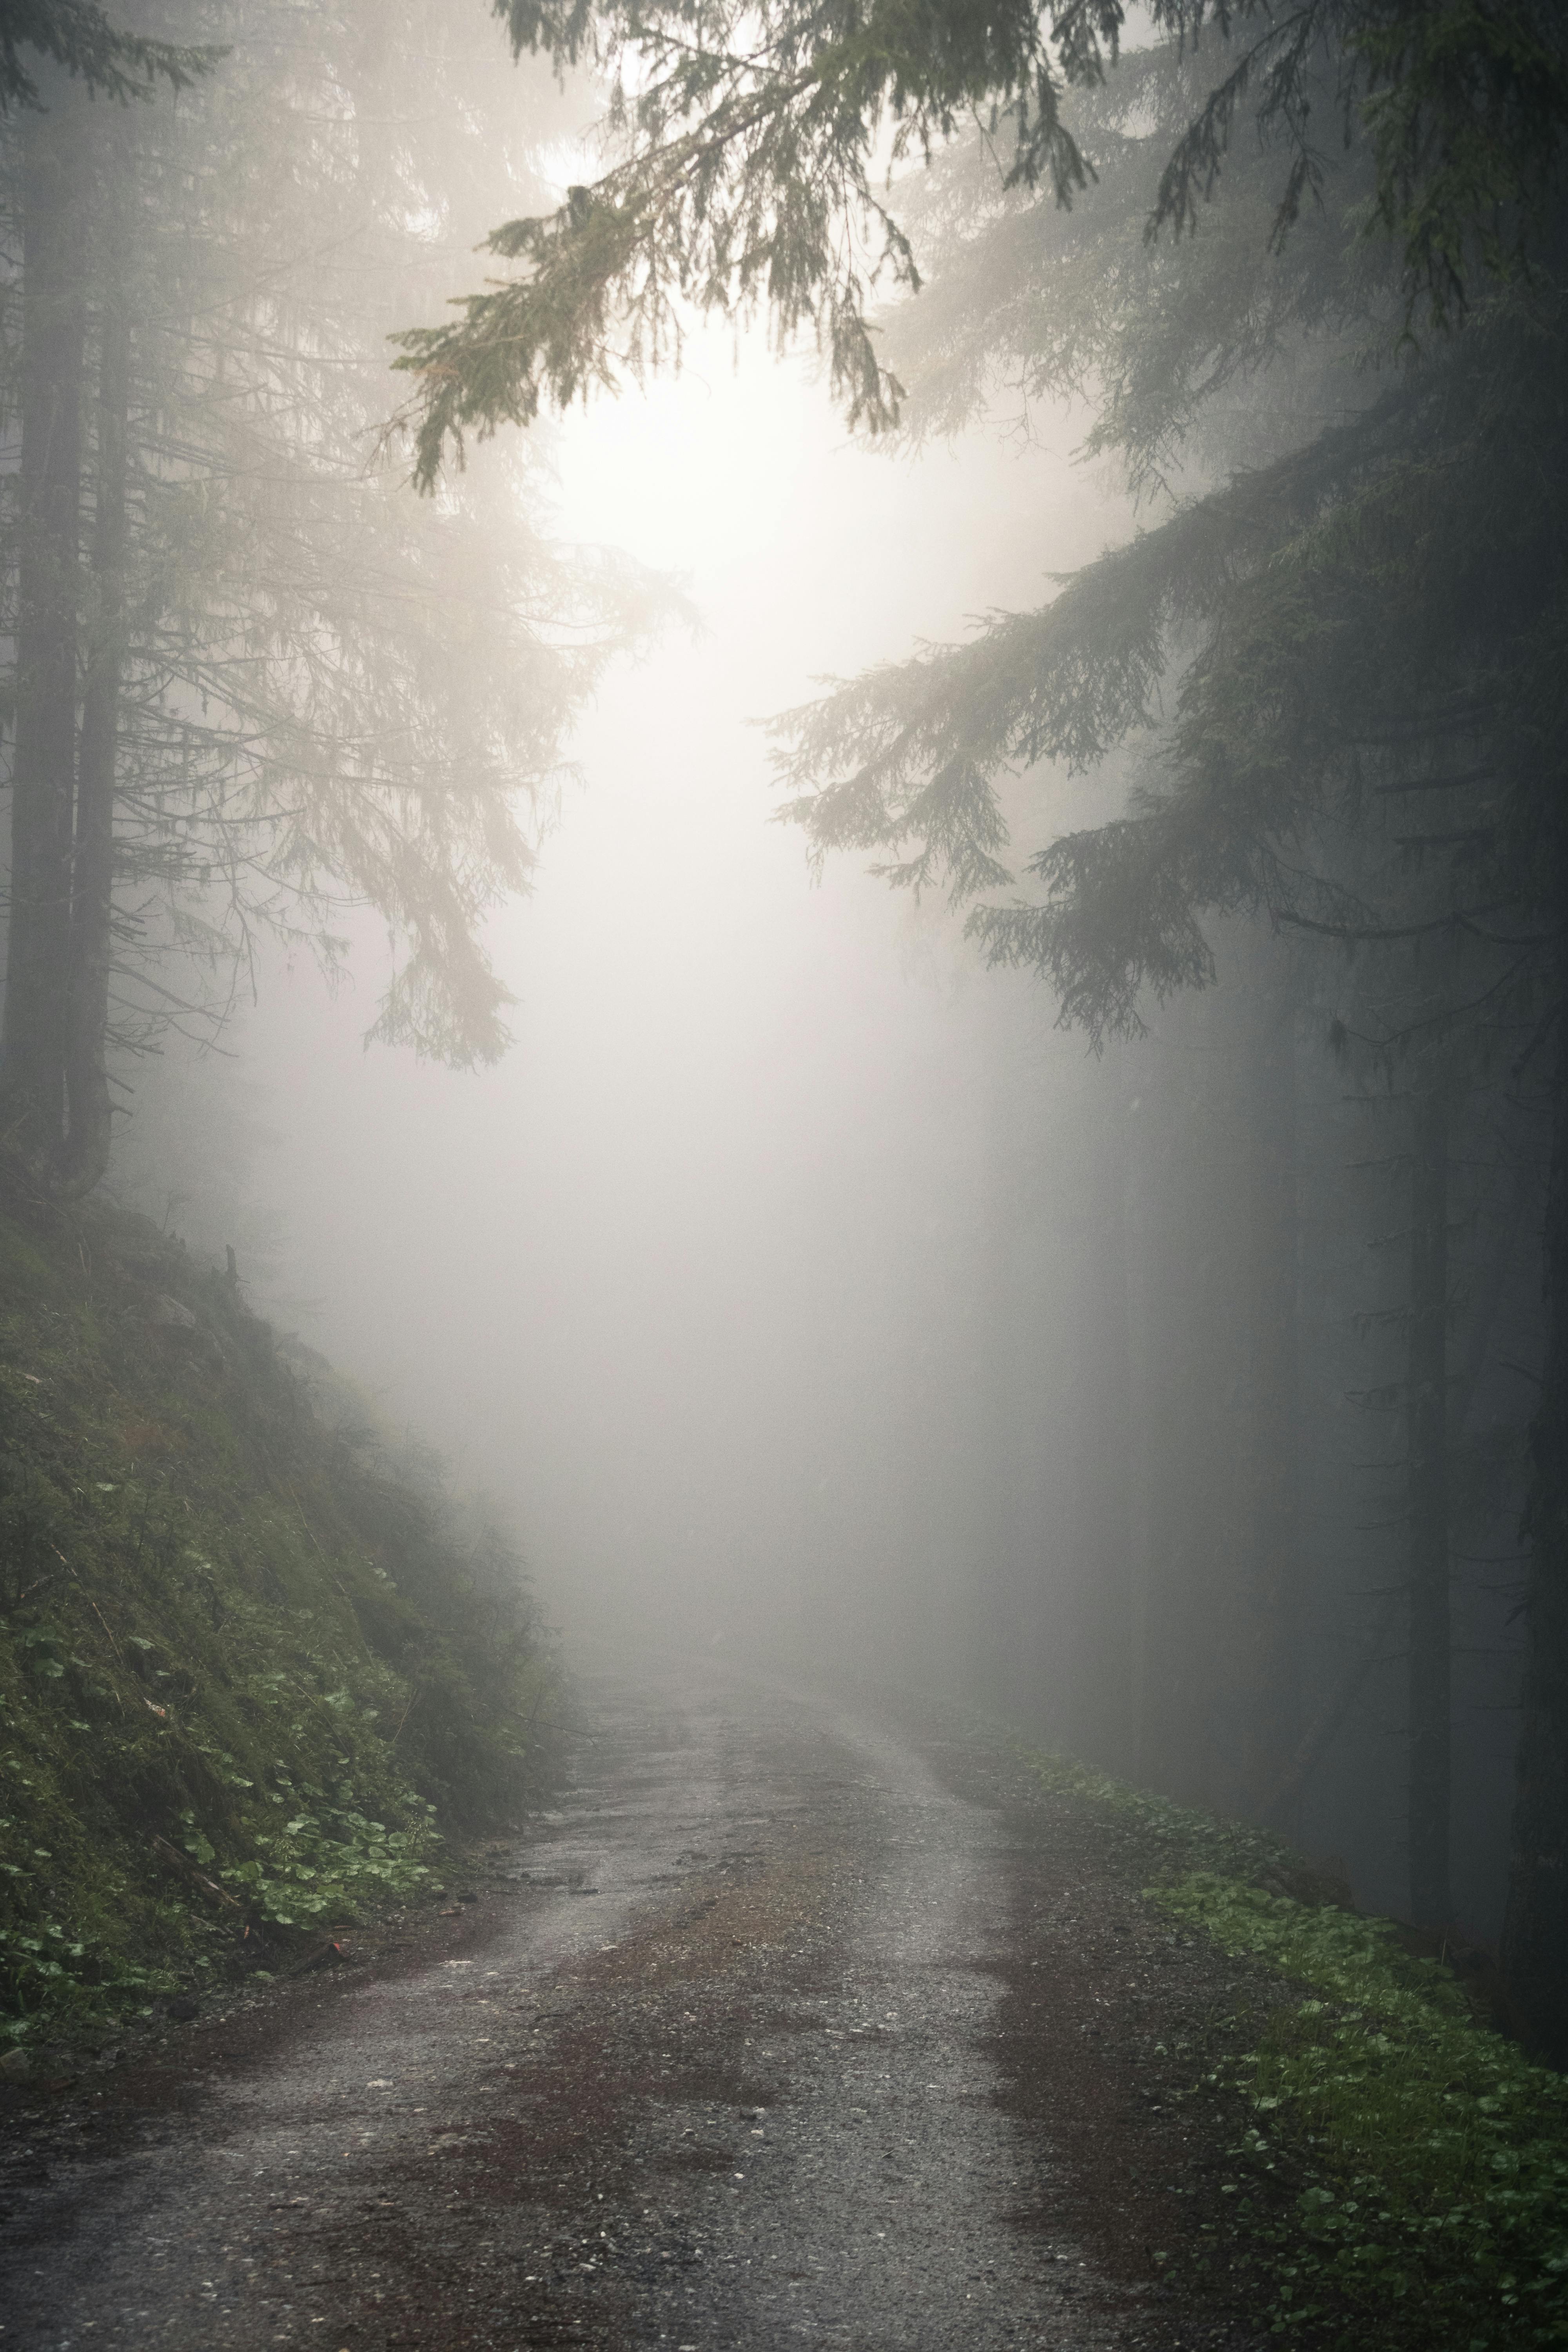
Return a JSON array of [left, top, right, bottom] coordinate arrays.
[[1243, 963, 1301, 1818], [1502, 1016, 1568, 2063], [1263, 1125, 1533, 1828], [4, 80, 88, 1159], [1134, 1028, 1216, 1805], [1261, 1590, 1400, 1823], [1075, 1087, 1134, 1772], [1407, 1074, 1451, 1928], [64, 114, 134, 1195]]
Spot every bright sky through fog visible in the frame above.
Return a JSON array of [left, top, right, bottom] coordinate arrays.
[[550, 328, 813, 575], [244, 303, 1123, 1653]]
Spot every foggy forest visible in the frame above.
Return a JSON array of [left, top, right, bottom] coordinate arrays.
[[1, 2, 1567, 2347]]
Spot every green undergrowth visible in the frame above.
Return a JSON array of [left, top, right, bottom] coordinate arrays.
[[0, 1170, 560, 2050], [1019, 1744, 1298, 1884], [1162, 1877, 1568, 2350], [1018, 1744, 1568, 2350]]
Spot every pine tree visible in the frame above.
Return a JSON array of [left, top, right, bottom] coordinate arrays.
[[0, 0, 207, 113], [773, 209, 1568, 2038], [394, 0, 1568, 486], [0, 0, 661, 1189]]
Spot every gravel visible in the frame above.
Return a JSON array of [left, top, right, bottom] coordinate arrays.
[[0, 1655, 1279, 2350]]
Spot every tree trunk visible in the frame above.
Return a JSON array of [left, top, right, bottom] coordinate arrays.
[[1502, 1017, 1568, 2063], [1243, 963, 1301, 1818], [64, 115, 134, 1195], [4, 80, 88, 1160], [1136, 989, 1240, 1809], [1407, 1075, 1451, 1928], [1074, 1086, 1134, 1772], [1263, 1122, 1533, 1827]]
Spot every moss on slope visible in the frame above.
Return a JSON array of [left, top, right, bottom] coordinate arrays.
[[0, 1172, 555, 2047]]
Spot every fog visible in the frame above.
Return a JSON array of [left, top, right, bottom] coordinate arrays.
[[224, 344, 1119, 1685], [129, 298, 1530, 1945], [12, 0, 1553, 1980]]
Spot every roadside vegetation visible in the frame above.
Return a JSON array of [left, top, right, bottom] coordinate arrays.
[[0, 1165, 558, 2057], [1025, 1748, 1568, 2350]]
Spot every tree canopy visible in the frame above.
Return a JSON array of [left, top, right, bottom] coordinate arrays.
[[0, 0, 210, 110], [392, 0, 1568, 489], [775, 290, 1566, 1061]]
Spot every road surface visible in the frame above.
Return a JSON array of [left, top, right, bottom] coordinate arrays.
[[0, 1659, 1266, 2349]]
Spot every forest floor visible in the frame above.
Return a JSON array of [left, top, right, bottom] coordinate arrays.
[[0, 1655, 1309, 2349]]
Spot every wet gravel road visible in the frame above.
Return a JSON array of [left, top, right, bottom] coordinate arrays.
[[0, 1659, 1267, 2351]]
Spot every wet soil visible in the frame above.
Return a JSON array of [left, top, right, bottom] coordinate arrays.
[[0, 1658, 1288, 2349]]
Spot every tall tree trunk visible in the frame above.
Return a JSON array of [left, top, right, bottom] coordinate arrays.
[[1136, 992, 1234, 1808], [1074, 1085, 1134, 1772], [1502, 1016, 1568, 2062], [1243, 962, 1301, 1819], [1262, 1123, 1534, 1826], [64, 116, 134, 1195], [4, 80, 88, 1161], [1407, 1074, 1451, 1927]]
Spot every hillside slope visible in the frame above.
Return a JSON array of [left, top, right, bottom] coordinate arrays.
[[0, 1165, 556, 2051]]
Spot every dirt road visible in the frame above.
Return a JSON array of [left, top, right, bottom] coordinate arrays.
[[0, 1659, 1268, 2350]]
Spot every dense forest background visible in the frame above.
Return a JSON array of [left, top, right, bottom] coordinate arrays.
[[1, 0, 1565, 2064]]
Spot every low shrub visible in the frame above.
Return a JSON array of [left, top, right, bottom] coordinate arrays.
[[0, 1180, 560, 2046]]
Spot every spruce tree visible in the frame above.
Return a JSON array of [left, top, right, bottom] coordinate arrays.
[[0, 0, 659, 1189], [394, 0, 1568, 486], [773, 185, 1568, 2038]]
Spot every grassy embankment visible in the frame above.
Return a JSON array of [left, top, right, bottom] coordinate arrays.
[[0, 1167, 557, 2056], [1024, 1751, 1568, 2352]]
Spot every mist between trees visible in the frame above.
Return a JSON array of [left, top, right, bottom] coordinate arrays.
[[2, 0, 1567, 2072]]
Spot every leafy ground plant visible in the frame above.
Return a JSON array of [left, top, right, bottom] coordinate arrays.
[[0, 1171, 560, 2050], [1161, 1875, 1568, 2350], [1016, 1740, 1568, 2350]]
